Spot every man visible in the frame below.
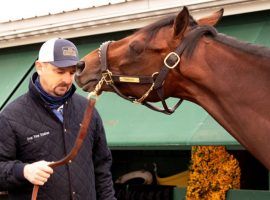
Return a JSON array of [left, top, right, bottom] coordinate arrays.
[[0, 38, 116, 200]]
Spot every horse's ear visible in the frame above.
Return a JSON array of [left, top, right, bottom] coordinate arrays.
[[173, 6, 189, 38], [197, 9, 224, 26]]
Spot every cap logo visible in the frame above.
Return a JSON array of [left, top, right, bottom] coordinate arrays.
[[62, 47, 77, 57]]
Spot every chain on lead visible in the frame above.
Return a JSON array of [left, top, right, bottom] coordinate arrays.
[[88, 77, 105, 100]]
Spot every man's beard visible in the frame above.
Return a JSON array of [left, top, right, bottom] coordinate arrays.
[[54, 83, 70, 96]]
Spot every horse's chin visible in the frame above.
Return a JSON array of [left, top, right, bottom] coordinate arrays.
[[81, 80, 112, 95], [81, 80, 99, 93]]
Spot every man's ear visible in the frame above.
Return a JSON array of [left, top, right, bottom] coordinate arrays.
[[35, 61, 43, 75]]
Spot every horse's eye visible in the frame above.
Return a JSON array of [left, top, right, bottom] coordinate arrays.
[[129, 41, 144, 55]]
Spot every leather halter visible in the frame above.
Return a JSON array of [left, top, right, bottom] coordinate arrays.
[[93, 41, 183, 115], [89, 25, 217, 115], [31, 98, 96, 200]]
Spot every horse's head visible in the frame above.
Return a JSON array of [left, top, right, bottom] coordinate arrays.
[[75, 7, 223, 109], [75, 6, 270, 171]]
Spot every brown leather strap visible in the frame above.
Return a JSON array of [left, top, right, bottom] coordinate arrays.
[[31, 98, 96, 200]]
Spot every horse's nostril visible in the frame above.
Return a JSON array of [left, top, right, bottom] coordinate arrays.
[[76, 61, 85, 74]]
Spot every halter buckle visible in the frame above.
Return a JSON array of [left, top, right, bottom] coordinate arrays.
[[164, 52, 180, 69], [102, 70, 113, 85]]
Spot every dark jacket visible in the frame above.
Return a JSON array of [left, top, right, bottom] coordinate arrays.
[[0, 73, 116, 200]]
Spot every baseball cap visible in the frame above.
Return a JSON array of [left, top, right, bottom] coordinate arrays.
[[38, 38, 79, 68]]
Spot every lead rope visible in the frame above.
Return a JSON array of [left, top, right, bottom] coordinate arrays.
[[31, 95, 97, 200]]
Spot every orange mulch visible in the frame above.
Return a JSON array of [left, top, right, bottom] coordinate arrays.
[[186, 146, 241, 200]]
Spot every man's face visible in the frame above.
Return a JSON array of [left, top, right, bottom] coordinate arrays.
[[37, 62, 76, 97]]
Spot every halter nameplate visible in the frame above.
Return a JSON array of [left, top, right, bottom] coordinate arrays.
[[119, 77, 140, 83]]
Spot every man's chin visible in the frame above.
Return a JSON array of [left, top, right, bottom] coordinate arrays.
[[54, 89, 68, 97]]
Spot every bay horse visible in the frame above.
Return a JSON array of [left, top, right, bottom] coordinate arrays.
[[75, 7, 270, 170]]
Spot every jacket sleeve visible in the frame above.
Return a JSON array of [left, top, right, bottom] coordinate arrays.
[[92, 111, 116, 200], [0, 114, 27, 190]]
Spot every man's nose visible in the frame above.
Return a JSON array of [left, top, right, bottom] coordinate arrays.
[[63, 73, 73, 84]]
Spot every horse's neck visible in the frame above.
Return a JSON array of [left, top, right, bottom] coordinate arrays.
[[178, 39, 270, 169], [195, 40, 270, 118]]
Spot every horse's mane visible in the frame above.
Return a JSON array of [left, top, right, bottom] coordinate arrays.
[[137, 14, 270, 59], [215, 34, 270, 58], [137, 14, 197, 42]]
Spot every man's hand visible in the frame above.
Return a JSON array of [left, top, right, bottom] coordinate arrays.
[[23, 160, 53, 185]]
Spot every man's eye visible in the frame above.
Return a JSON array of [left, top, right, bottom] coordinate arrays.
[[57, 71, 65, 74]]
